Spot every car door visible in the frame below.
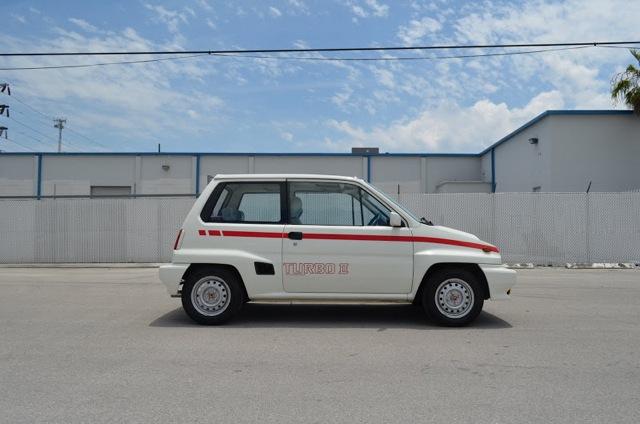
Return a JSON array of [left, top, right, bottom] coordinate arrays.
[[282, 180, 413, 294]]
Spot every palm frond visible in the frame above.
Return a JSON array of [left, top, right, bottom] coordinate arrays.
[[611, 50, 640, 114]]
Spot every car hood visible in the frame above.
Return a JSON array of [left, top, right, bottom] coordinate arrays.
[[415, 224, 481, 242]]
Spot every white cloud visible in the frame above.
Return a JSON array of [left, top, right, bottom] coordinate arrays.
[[68, 18, 98, 32], [11, 14, 26, 24], [365, 0, 389, 17], [205, 18, 216, 29], [331, 86, 354, 108], [326, 91, 565, 152], [197, 0, 213, 11], [449, 0, 640, 108], [0, 26, 223, 150], [397, 17, 442, 45], [287, 0, 309, 14], [344, 0, 389, 18], [144, 3, 190, 34], [269, 6, 282, 17], [280, 131, 294, 141], [372, 68, 395, 89]]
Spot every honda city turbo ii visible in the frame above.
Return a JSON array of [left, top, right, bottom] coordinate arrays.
[[159, 174, 516, 326]]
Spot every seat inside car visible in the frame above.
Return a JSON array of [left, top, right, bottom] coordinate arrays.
[[221, 207, 244, 222], [290, 196, 303, 224]]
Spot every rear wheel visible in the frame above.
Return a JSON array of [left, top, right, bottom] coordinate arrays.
[[181, 268, 244, 325], [422, 268, 484, 326]]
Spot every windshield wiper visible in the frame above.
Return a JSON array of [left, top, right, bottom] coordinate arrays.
[[420, 217, 434, 226]]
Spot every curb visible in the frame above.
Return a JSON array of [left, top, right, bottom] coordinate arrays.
[[506, 263, 535, 269], [0, 263, 162, 268], [565, 263, 636, 269]]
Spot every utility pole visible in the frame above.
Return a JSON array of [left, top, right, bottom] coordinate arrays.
[[0, 83, 8, 152], [54, 118, 66, 152]]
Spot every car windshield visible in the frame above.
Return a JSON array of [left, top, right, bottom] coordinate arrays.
[[366, 182, 422, 223]]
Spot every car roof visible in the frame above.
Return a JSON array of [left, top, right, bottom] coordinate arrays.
[[214, 174, 363, 182]]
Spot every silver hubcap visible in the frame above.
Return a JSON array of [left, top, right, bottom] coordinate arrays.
[[435, 278, 474, 319], [191, 276, 230, 316]]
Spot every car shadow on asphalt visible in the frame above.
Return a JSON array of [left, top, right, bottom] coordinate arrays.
[[149, 303, 512, 329]]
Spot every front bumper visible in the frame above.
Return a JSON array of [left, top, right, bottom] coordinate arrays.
[[158, 263, 189, 297], [480, 264, 517, 300]]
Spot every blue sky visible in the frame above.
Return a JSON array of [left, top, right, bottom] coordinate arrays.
[[1, 0, 639, 153]]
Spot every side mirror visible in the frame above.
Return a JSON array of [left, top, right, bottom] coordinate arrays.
[[389, 211, 402, 227]]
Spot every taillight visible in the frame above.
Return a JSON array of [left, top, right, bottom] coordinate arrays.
[[173, 229, 184, 250]]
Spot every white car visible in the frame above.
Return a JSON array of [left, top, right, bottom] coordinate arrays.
[[160, 174, 516, 326]]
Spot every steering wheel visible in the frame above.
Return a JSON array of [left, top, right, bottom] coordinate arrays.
[[367, 212, 385, 226]]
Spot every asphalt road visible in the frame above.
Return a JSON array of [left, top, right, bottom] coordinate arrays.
[[0, 267, 639, 423]]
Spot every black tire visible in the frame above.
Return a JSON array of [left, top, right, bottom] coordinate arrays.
[[181, 267, 244, 325], [422, 268, 484, 327]]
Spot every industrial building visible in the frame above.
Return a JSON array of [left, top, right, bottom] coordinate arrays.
[[0, 110, 639, 197]]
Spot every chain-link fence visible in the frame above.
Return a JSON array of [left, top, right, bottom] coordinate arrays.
[[0, 197, 193, 263], [401, 192, 640, 264], [0, 193, 638, 264]]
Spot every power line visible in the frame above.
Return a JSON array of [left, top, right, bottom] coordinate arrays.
[[15, 130, 54, 148], [3, 136, 37, 152], [7, 93, 109, 150], [8, 111, 93, 151], [0, 45, 600, 71], [9, 116, 59, 142], [8, 93, 52, 120], [1, 84, 103, 152], [14, 130, 83, 151], [64, 126, 109, 150], [12, 107, 53, 127], [1, 40, 639, 57], [0, 53, 208, 71], [214, 45, 595, 61]]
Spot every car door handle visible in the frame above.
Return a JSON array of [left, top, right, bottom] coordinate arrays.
[[288, 231, 303, 240]]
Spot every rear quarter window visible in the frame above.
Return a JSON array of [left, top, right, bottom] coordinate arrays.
[[201, 181, 284, 224]]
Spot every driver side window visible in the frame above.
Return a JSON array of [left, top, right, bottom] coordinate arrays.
[[288, 181, 391, 226]]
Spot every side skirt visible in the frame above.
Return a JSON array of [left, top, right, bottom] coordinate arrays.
[[249, 292, 411, 302]]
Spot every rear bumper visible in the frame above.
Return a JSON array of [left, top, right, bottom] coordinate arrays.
[[158, 263, 189, 297], [480, 264, 516, 300]]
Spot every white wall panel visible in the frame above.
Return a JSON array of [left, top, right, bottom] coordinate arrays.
[[0, 156, 36, 196], [254, 156, 365, 177]]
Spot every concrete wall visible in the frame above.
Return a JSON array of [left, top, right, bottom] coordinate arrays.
[[424, 157, 483, 193], [0, 153, 486, 196], [42, 155, 135, 196], [139, 155, 194, 195], [481, 112, 640, 192], [546, 114, 640, 192], [254, 156, 366, 177], [482, 117, 553, 192], [0, 155, 36, 196], [370, 156, 422, 195], [2, 112, 639, 196]]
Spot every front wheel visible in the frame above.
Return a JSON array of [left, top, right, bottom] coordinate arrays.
[[422, 268, 484, 326], [181, 268, 244, 325]]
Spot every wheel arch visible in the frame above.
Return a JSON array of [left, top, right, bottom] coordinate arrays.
[[412, 263, 490, 305], [181, 263, 250, 302]]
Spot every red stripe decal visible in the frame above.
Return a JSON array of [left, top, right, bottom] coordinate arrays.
[[198, 229, 206, 236], [413, 236, 499, 252], [208, 229, 221, 236], [222, 230, 285, 239], [214, 230, 498, 252]]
